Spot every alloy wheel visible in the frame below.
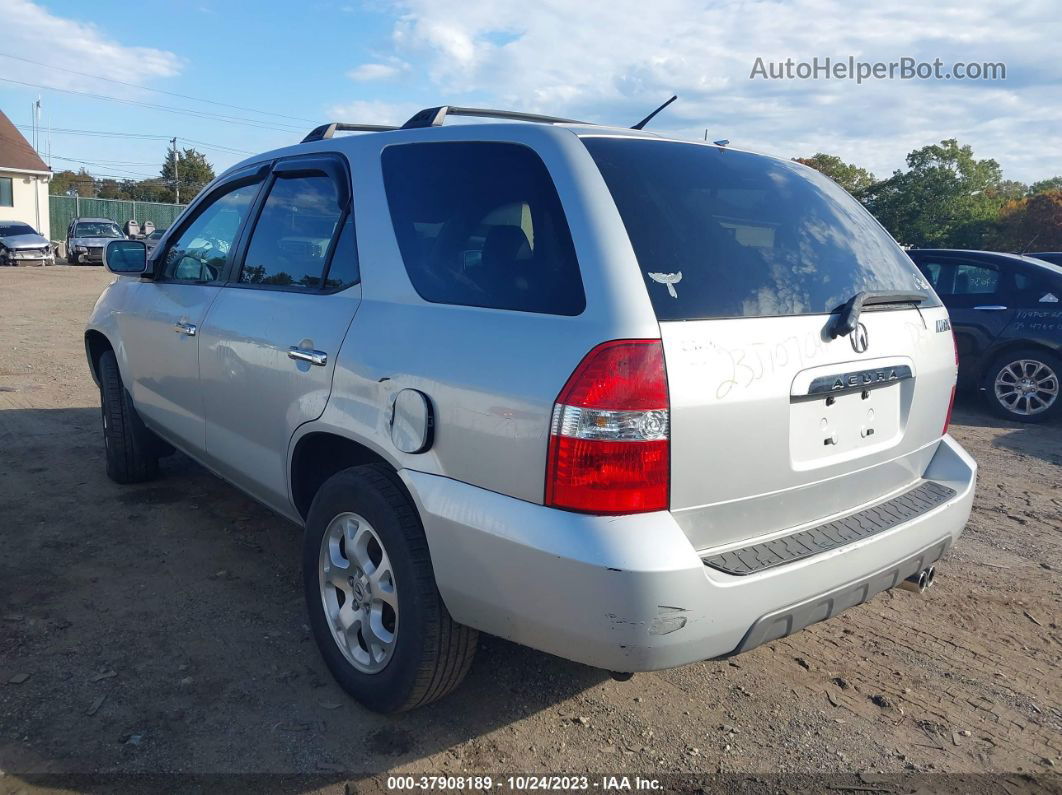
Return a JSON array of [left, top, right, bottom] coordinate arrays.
[[993, 358, 1059, 417], [318, 512, 399, 673]]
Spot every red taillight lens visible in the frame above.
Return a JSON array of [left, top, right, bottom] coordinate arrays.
[[943, 385, 957, 436], [943, 328, 958, 435], [545, 340, 669, 514]]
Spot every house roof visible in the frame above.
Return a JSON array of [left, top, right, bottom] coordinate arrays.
[[0, 109, 50, 173]]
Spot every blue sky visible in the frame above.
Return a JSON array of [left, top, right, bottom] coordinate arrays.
[[1, 0, 1059, 185]]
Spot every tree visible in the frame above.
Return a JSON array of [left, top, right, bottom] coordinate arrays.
[[49, 168, 97, 197], [1030, 176, 1062, 195], [861, 139, 1006, 248], [97, 179, 124, 200], [793, 153, 876, 196], [161, 147, 215, 202], [985, 190, 1062, 252]]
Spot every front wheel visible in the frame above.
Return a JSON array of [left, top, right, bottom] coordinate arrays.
[[98, 350, 160, 483], [983, 348, 1060, 423], [303, 464, 477, 712]]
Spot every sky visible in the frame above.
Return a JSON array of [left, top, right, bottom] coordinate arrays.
[[0, 0, 1059, 187]]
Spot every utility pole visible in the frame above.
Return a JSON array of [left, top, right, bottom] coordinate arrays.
[[170, 137, 180, 204]]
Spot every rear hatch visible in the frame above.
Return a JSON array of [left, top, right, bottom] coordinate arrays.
[[584, 137, 956, 550]]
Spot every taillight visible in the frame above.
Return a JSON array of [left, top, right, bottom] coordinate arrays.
[[943, 328, 958, 435], [545, 340, 669, 514]]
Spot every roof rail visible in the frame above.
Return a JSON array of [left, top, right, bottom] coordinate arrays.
[[301, 122, 399, 143], [401, 106, 587, 129]]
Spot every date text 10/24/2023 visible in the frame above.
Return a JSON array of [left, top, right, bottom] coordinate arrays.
[[386, 775, 663, 791]]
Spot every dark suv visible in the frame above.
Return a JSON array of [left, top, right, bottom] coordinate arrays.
[[908, 249, 1061, 422]]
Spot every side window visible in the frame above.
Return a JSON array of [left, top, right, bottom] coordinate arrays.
[[917, 260, 945, 290], [382, 142, 585, 315], [1014, 270, 1061, 305], [163, 180, 261, 282], [949, 262, 1000, 295], [239, 174, 343, 290], [323, 214, 360, 290]]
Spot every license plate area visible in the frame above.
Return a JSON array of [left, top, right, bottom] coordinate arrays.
[[789, 359, 913, 470]]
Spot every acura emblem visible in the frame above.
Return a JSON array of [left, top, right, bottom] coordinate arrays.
[[850, 322, 869, 353]]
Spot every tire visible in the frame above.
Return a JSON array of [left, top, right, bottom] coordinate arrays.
[[98, 350, 160, 483], [303, 464, 477, 713], [982, 348, 1061, 423]]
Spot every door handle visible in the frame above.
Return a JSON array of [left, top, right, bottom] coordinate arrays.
[[174, 321, 197, 336], [288, 346, 328, 366], [973, 305, 1008, 311]]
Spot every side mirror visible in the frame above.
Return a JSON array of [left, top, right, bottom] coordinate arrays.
[[104, 240, 148, 275]]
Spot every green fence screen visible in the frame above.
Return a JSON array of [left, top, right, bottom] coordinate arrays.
[[49, 195, 188, 240]]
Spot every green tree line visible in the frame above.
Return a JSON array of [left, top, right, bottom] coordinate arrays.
[[49, 146, 215, 205], [795, 141, 1062, 251]]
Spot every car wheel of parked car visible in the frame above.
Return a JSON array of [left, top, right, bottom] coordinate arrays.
[[983, 348, 1061, 423], [303, 464, 477, 713], [98, 350, 160, 483]]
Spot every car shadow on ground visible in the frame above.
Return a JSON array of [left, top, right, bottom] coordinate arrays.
[[0, 407, 610, 787], [950, 393, 1062, 465]]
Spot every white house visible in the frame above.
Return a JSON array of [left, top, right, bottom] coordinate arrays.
[[0, 109, 51, 237]]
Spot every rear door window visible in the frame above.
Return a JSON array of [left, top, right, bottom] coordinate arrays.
[[583, 137, 937, 320], [381, 142, 585, 315]]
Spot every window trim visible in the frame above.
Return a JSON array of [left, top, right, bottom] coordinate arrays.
[[226, 152, 360, 295], [152, 162, 271, 284]]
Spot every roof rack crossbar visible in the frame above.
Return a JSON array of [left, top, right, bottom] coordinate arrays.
[[401, 106, 587, 129], [301, 122, 399, 143]]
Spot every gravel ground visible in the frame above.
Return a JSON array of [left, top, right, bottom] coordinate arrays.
[[1, 266, 1059, 792]]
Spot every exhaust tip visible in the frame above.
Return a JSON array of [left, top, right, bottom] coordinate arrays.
[[926, 566, 936, 588], [899, 568, 929, 594]]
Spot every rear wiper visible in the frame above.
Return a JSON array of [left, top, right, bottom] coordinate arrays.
[[829, 291, 926, 339]]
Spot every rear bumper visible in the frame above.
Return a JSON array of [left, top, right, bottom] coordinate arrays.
[[402, 435, 976, 672]]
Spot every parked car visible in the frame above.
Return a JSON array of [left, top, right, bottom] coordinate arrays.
[[0, 220, 54, 266], [143, 227, 167, 255], [907, 249, 1061, 422], [66, 217, 124, 264], [1028, 252, 1062, 267], [86, 107, 976, 713]]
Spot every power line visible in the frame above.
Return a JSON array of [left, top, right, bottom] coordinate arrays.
[[12, 123, 257, 156], [0, 52, 318, 124], [49, 155, 158, 179], [0, 75, 306, 133]]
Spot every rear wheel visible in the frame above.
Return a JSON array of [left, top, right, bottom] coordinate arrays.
[[983, 348, 1060, 423], [98, 350, 160, 483], [303, 464, 477, 712]]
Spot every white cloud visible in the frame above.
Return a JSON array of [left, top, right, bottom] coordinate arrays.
[[347, 61, 409, 81], [345, 0, 1061, 182], [0, 0, 182, 91], [324, 99, 419, 126]]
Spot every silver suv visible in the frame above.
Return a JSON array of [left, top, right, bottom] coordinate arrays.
[[86, 106, 977, 713]]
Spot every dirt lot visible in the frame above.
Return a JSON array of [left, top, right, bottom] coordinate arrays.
[[1, 266, 1060, 791]]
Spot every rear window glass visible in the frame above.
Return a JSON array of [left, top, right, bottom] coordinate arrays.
[[583, 138, 937, 320], [381, 142, 585, 316]]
